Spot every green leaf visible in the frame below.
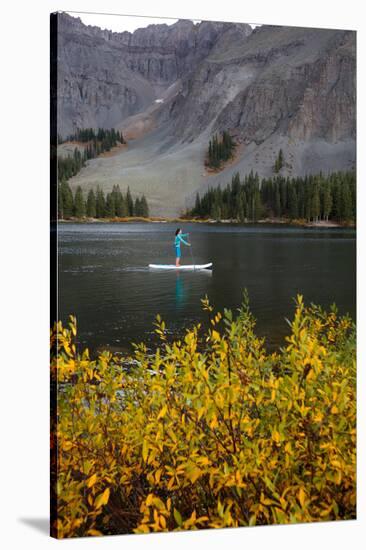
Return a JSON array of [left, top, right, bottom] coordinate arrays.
[[94, 487, 110, 509], [142, 439, 149, 462], [174, 508, 183, 526]]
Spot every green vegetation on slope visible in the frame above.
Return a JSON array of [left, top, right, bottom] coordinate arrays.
[[274, 149, 284, 173], [206, 131, 236, 170], [57, 127, 150, 219], [58, 127, 125, 147], [51, 295, 355, 537], [190, 170, 356, 223], [57, 128, 125, 183]]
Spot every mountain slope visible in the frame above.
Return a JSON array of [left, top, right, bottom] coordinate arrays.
[[167, 25, 355, 144], [57, 13, 251, 137], [56, 14, 356, 216]]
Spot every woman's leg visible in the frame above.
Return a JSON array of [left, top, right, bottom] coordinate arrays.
[[176, 247, 180, 267]]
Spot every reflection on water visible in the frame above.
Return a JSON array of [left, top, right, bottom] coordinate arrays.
[[174, 270, 212, 311], [175, 273, 185, 310], [58, 222, 355, 353]]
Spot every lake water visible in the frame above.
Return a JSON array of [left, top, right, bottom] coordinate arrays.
[[58, 222, 356, 354]]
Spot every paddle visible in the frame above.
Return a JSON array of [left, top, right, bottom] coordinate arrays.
[[187, 234, 196, 269]]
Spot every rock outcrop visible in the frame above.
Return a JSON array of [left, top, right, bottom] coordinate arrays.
[[56, 13, 251, 137], [166, 25, 356, 145]]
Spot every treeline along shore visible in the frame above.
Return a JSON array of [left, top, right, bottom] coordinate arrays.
[[58, 181, 149, 220], [58, 170, 355, 226], [57, 126, 355, 226], [188, 170, 356, 225]]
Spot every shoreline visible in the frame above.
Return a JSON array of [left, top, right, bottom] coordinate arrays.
[[57, 216, 355, 229]]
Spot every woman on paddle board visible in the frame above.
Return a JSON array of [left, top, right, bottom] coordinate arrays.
[[174, 228, 191, 267]]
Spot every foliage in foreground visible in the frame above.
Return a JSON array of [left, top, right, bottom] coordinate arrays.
[[51, 295, 356, 538]]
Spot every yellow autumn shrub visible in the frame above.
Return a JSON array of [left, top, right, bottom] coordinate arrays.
[[50, 294, 356, 538]]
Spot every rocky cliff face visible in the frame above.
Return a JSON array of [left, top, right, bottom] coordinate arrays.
[[166, 25, 356, 145], [56, 13, 251, 137]]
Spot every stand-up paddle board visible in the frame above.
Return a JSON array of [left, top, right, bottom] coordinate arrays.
[[149, 262, 212, 270]]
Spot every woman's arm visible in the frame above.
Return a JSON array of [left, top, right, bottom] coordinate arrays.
[[178, 234, 190, 246]]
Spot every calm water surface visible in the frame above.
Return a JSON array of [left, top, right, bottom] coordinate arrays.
[[58, 223, 356, 353]]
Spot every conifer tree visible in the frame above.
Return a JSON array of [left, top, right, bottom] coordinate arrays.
[[323, 185, 332, 221], [134, 198, 142, 217], [211, 202, 221, 220], [86, 189, 96, 218], [208, 141, 212, 166], [253, 188, 262, 221], [237, 194, 245, 222], [305, 190, 312, 222], [333, 181, 343, 221], [60, 181, 74, 218], [194, 193, 201, 216], [274, 149, 284, 173], [212, 135, 217, 168], [105, 192, 116, 218], [288, 185, 299, 219], [113, 185, 126, 217], [74, 186, 86, 218], [140, 195, 149, 217], [58, 183, 64, 219], [275, 185, 281, 217], [96, 187, 106, 218], [341, 183, 352, 221], [278, 149, 284, 170], [310, 184, 320, 221], [126, 187, 134, 216]]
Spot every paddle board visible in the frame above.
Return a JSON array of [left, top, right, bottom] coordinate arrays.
[[149, 262, 212, 270]]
